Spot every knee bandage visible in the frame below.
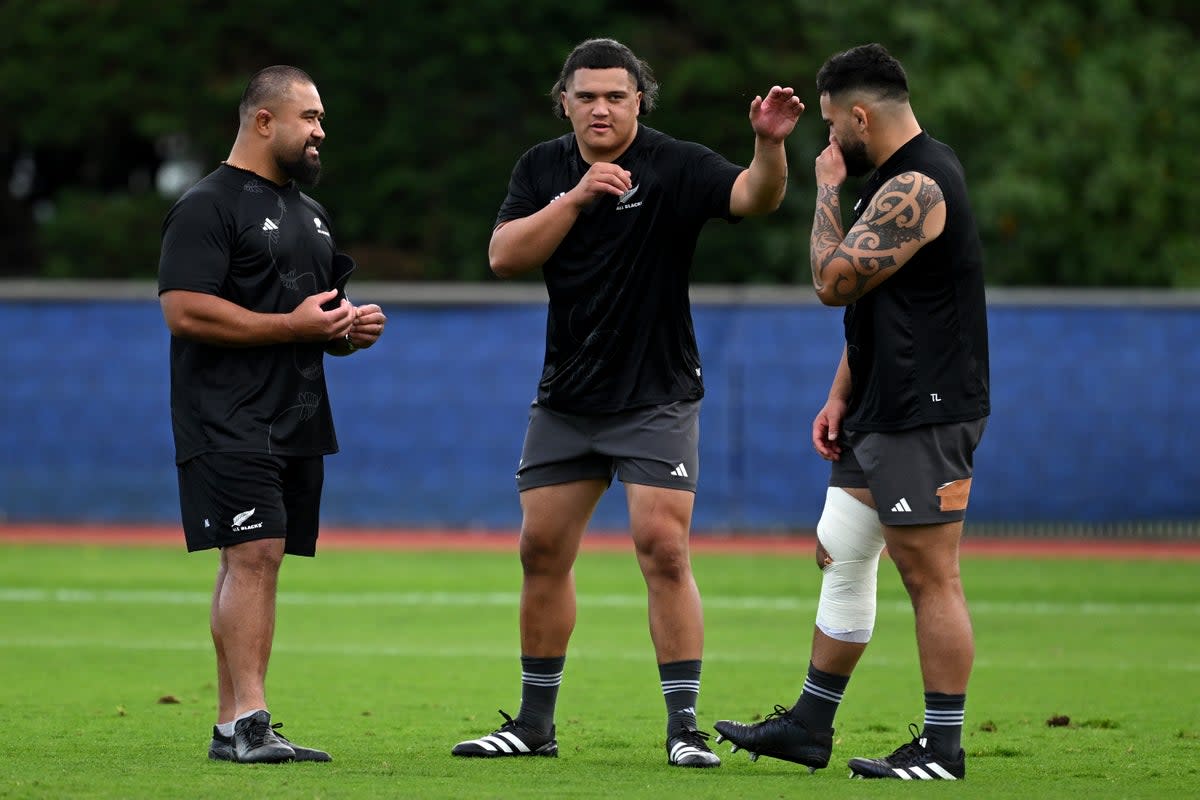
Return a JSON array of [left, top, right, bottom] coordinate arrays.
[[815, 487, 885, 643]]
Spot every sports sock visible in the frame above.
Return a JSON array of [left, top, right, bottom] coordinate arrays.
[[234, 708, 266, 724], [659, 659, 702, 735], [516, 655, 564, 736], [789, 662, 849, 731], [217, 721, 235, 737], [921, 692, 966, 758]]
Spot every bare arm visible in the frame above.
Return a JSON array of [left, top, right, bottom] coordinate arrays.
[[810, 169, 946, 307], [160, 289, 354, 347], [730, 86, 804, 217], [488, 162, 633, 278]]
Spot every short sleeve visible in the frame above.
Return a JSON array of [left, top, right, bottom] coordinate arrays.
[[157, 190, 233, 296], [495, 148, 542, 227], [674, 142, 744, 222]]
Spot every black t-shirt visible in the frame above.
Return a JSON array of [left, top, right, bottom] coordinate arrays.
[[158, 164, 352, 462], [843, 132, 991, 431], [497, 125, 743, 414]]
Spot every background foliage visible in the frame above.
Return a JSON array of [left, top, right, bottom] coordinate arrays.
[[1, 0, 1197, 285]]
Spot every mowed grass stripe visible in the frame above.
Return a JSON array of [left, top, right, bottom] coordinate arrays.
[[1, 586, 1197, 616], [2, 636, 1197, 673]]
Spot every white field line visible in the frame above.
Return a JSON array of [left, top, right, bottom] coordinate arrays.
[[0, 587, 1197, 617], [1, 588, 1197, 670]]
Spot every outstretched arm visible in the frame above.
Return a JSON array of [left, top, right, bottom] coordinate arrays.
[[729, 86, 804, 217], [809, 141, 945, 306]]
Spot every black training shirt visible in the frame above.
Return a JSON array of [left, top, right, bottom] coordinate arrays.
[[158, 164, 352, 462], [497, 125, 743, 414], [843, 132, 990, 431]]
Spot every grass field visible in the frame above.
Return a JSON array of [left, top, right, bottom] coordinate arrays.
[[1, 537, 1197, 799]]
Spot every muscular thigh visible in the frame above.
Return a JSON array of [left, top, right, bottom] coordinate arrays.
[[626, 482, 695, 550]]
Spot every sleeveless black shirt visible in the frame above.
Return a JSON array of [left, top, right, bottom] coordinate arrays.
[[843, 132, 990, 431]]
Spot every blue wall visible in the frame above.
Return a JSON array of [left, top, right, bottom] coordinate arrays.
[[2, 297, 1197, 529]]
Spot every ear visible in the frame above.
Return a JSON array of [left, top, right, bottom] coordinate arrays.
[[851, 104, 868, 133], [635, 90, 643, 116], [560, 91, 569, 117], [254, 108, 273, 137]]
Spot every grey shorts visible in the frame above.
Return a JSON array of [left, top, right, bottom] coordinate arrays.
[[830, 418, 987, 526], [176, 453, 324, 556], [515, 400, 701, 493]]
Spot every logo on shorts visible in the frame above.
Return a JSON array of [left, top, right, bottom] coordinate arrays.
[[890, 497, 913, 513], [232, 508, 263, 532], [670, 463, 690, 478]]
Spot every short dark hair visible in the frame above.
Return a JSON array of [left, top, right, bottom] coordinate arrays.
[[239, 65, 316, 121], [816, 43, 909, 102], [549, 38, 658, 119]]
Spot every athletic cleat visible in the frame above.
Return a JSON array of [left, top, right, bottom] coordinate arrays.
[[847, 723, 965, 780], [666, 727, 721, 767], [232, 710, 295, 763], [451, 710, 558, 758], [208, 728, 237, 762], [209, 722, 331, 762], [713, 704, 833, 772]]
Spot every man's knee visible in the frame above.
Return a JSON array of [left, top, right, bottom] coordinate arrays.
[[815, 488, 885, 643], [519, 527, 576, 576], [884, 522, 964, 595], [224, 538, 285, 574], [634, 533, 692, 582]]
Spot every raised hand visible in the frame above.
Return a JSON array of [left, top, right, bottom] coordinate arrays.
[[748, 86, 804, 143], [815, 139, 848, 188]]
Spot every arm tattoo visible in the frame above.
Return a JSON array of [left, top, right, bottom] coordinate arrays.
[[811, 172, 944, 303], [809, 184, 843, 292]]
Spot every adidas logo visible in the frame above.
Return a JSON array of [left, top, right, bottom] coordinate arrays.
[[890, 498, 913, 513], [261, 218, 278, 231], [670, 463, 689, 478]]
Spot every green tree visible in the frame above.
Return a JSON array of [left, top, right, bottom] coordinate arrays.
[[1, 0, 1196, 285]]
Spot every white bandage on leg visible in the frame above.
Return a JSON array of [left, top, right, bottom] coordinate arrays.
[[815, 487, 885, 644]]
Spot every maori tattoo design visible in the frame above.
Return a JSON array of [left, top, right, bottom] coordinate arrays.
[[811, 171, 944, 303]]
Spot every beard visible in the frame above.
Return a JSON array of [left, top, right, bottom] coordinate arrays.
[[278, 144, 322, 186], [840, 136, 873, 178]]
